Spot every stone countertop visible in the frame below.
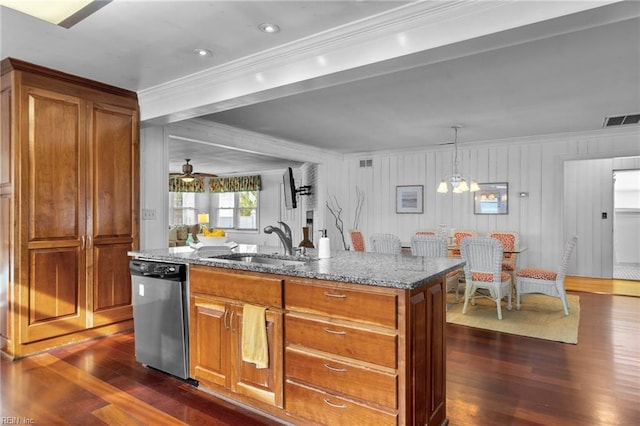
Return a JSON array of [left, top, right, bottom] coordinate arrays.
[[128, 245, 465, 290]]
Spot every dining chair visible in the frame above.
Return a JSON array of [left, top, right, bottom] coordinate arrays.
[[488, 231, 520, 283], [460, 237, 512, 320], [451, 230, 477, 256], [350, 230, 365, 252], [410, 235, 463, 306], [516, 236, 578, 316], [370, 233, 402, 254]]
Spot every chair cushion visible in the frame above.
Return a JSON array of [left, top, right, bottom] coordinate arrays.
[[517, 268, 557, 280], [351, 231, 365, 252], [446, 269, 460, 278], [471, 271, 511, 282], [490, 233, 515, 250], [490, 233, 516, 259], [502, 262, 516, 271]]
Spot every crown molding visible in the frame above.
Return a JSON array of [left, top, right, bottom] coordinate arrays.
[[345, 126, 640, 159], [139, 0, 618, 124]]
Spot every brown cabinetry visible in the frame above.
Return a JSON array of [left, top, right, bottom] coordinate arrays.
[[0, 58, 139, 357], [189, 266, 284, 408], [128, 259, 447, 425], [285, 279, 399, 424], [284, 276, 447, 425]]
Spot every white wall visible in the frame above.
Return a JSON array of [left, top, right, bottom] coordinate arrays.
[[139, 126, 168, 250], [321, 128, 640, 276], [564, 157, 640, 278], [140, 122, 639, 277]]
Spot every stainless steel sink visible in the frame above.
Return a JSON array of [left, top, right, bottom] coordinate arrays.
[[201, 253, 308, 268]]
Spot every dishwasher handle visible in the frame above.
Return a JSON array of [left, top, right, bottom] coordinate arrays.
[[129, 260, 186, 281]]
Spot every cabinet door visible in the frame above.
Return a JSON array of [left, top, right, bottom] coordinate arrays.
[[410, 279, 446, 426], [1, 79, 12, 343], [190, 295, 231, 388], [230, 305, 283, 408], [19, 86, 87, 343], [89, 102, 138, 326]]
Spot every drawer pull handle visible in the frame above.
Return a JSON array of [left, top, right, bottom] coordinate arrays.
[[323, 327, 346, 335], [324, 292, 346, 299], [323, 363, 347, 373], [324, 398, 347, 409]]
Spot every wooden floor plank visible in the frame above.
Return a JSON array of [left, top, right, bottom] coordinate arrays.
[[2, 280, 639, 425], [565, 275, 640, 297], [92, 404, 150, 426], [28, 353, 189, 426]]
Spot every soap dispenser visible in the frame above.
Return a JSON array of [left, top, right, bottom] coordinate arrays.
[[318, 229, 331, 259]]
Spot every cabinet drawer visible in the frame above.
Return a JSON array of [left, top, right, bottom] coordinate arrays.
[[286, 348, 396, 410], [190, 266, 283, 307], [286, 381, 396, 426], [285, 315, 397, 369], [285, 281, 397, 328]]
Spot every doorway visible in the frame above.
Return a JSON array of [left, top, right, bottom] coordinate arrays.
[[613, 169, 640, 281]]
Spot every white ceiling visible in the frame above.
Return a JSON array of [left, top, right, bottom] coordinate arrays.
[[2, 1, 639, 176]]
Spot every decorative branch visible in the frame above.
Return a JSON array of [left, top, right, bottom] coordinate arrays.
[[326, 196, 349, 250], [353, 186, 365, 230]]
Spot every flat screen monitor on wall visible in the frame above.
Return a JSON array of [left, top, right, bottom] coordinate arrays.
[[283, 167, 297, 209]]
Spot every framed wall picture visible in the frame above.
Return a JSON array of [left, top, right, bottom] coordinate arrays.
[[396, 185, 423, 214], [474, 182, 508, 214]]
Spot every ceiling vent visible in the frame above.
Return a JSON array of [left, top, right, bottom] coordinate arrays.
[[603, 113, 640, 127], [359, 159, 373, 168]]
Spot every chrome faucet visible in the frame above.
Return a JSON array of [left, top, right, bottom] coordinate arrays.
[[264, 221, 293, 255]]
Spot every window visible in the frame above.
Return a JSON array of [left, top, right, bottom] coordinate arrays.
[[169, 192, 196, 225], [214, 191, 258, 230]]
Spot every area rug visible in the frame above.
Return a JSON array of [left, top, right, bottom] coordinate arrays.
[[446, 293, 580, 344]]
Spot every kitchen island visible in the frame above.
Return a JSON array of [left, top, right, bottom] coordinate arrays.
[[129, 246, 464, 425]]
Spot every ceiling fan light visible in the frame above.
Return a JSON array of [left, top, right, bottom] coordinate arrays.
[[437, 181, 449, 193], [181, 176, 195, 183]]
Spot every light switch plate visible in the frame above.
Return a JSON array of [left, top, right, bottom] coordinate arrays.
[[142, 208, 157, 220]]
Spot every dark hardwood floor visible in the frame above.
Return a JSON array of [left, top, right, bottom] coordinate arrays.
[[2, 291, 638, 425]]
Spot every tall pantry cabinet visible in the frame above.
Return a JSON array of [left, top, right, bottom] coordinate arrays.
[[1, 58, 139, 358]]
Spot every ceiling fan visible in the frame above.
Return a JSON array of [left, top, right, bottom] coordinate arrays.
[[170, 159, 218, 182]]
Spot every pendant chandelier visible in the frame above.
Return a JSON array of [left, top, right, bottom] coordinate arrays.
[[437, 125, 480, 194]]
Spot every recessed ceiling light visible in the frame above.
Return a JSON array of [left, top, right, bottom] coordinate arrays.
[[259, 23, 280, 34], [194, 48, 213, 57]]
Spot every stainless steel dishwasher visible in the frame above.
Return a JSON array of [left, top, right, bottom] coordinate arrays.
[[129, 259, 193, 381]]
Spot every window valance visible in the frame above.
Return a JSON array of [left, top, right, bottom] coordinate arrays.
[[209, 175, 262, 193], [169, 176, 205, 192]]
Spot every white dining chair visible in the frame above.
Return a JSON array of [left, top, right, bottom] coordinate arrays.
[[370, 233, 402, 254], [410, 234, 463, 307], [460, 237, 512, 320], [516, 236, 578, 316]]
